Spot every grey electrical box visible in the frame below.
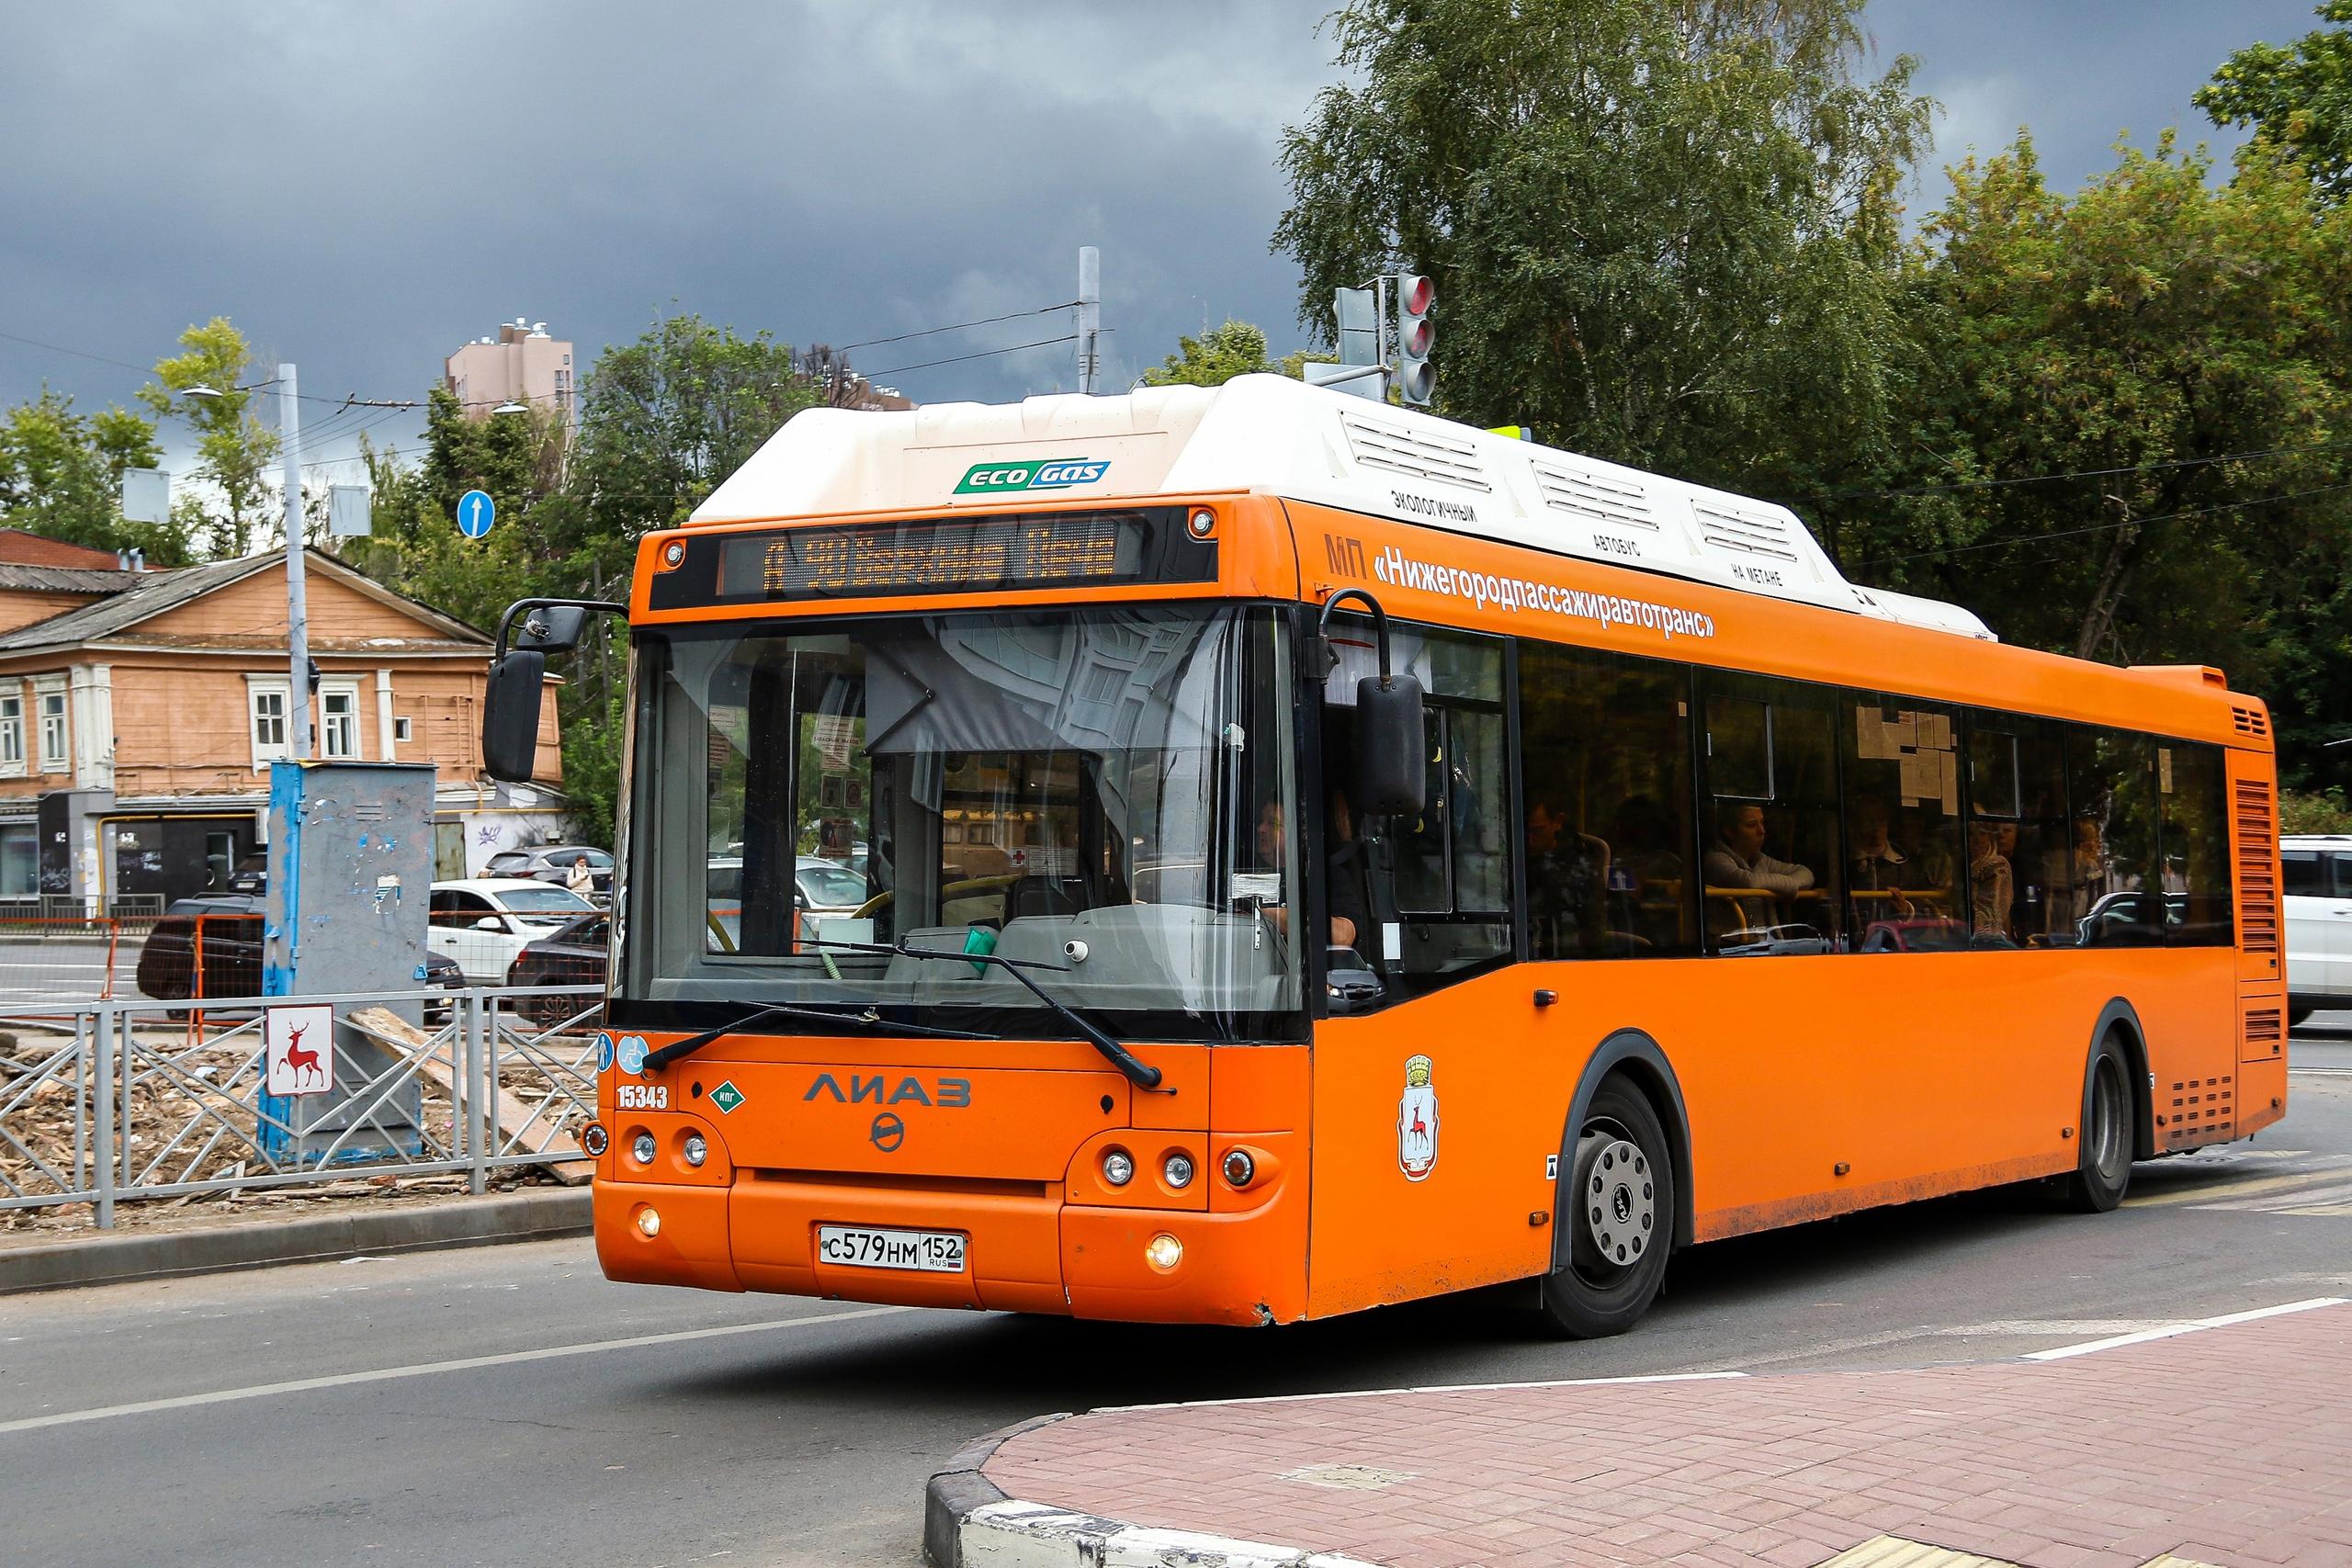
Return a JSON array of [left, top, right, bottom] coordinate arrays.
[[262, 761, 437, 1164]]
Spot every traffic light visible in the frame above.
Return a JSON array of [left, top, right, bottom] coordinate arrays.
[[1394, 273, 1435, 406]]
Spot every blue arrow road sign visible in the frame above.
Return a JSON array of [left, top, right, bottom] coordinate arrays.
[[457, 489, 495, 539]]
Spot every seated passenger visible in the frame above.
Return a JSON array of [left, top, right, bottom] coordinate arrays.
[[1702, 802, 1815, 897], [1970, 821, 2014, 939], [1256, 797, 1359, 950], [1527, 800, 1608, 956], [1848, 797, 1907, 895]]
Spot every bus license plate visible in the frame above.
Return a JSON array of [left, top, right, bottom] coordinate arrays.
[[816, 1224, 967, 1273]]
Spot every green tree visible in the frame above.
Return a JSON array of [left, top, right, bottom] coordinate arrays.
[[139, 318, 279, 558], [1817, 133, 2352, 781], [1272, 0, 1929, 486], [0, 389, 194, 563], [2197, 1, 2352, 204]]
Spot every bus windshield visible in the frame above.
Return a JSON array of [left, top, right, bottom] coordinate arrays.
[[621, 604, 1302, 1040]]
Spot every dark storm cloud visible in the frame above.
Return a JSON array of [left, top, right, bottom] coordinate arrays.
[[0, 0, 2329, 474]]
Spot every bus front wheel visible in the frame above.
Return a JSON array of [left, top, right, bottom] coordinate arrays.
[[2061, 1035, 2134, 1213], [1540, 1077, 1674, 1338]]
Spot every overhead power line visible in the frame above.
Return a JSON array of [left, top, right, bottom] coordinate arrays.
[[832, 300, 1081, 354], [1874, 478, 2352, 565], [1785, 435, 2352, 504], [865, 333, 1088, 378]]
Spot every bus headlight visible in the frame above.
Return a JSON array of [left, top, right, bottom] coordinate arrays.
[[1102, 1149, 1135, 1187], [683, 1134, 708, 1168], [631, 1132, 658, 1166], [1145, 1233, 1183, 1270], [1163, 1152, 1194, 1190], [636, 1205, 662, 1237]]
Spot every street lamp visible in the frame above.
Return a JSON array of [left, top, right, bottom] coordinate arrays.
[[179, 370, 312, 758]]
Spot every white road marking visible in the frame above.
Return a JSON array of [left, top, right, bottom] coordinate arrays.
[[0, 1304, 905, 1436], [2022, 1296, 2346, 1360], [2289, 1066, 2352, 1078]]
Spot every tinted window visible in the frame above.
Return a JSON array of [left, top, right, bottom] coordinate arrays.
[[2159, 742, 2233, 947], [2283, 850, 2323, 898], [1519, 643, 1696, 959], [1841, 694, 1964, 949], [1701, 673, 1841, 953], [1971, 716, 2072, 945], [2066, 728, 2164, 948]]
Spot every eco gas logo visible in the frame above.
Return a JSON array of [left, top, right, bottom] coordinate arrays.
[[952, 457, 1110, 495]]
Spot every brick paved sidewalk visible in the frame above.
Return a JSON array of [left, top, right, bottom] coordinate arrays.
[[970, 1301, 2352, 1568]]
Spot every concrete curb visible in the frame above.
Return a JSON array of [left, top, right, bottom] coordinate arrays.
[[0, 1187, 592, 1295], [923, 1413, 1380, 1568]]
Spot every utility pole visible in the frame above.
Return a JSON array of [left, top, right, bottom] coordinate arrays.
[[1077, 246, 1101, 394], [280, 364, 311, 760]]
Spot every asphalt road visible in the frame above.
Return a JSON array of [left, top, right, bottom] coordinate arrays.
[[6, 1029, 2351, 1568]]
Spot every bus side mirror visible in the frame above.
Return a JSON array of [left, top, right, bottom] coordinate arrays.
[[482, 649, 547, 784], [513, 604, 590, 653], [1354, 674, 1426, 817]]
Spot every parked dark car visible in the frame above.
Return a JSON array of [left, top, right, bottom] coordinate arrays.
[[503, 912, 608, 1024], [136, 896, 464, 1023], [483, 845, 613, 899]]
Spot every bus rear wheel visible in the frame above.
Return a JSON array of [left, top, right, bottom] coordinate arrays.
[[2061, 1035, 2134, 1213], [1539, 1077, 1674, 1338]]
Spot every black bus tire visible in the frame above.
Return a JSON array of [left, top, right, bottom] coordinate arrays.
[[1539, 1076, 1675, 1338], [2062, 1033, 2134, 1213]]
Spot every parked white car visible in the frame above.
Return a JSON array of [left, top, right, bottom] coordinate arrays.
[[2282, 835, 2352, 1025], [428, 878, 599, 985]]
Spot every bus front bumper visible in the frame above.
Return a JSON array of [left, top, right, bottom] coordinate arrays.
[[593, 1163, 1306, 1326]]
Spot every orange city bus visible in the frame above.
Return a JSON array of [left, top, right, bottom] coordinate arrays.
[[482, 374, 2285, 1336]]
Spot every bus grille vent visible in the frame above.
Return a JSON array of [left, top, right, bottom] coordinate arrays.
[[1532, 460, 1658, 531], [2165, 1075, 2237, 1144], [2245, 1006, 2283, 1045], [1340, 413, 1492, 492], [2234, 779, 2279, 953], [1691, 500, 1804, 563], [2232, 705, 2269, 737]]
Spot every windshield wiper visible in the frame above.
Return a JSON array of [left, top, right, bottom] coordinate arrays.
[[644, 1001, 993, 1072], [805, 937, 1165, 1091]]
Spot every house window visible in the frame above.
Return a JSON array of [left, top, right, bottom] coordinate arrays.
[[38, 691, 67, 773], [322, 685, 359, 759], [394, 716, 413, 743], [251, 685, 288, 764], [0, 693, 21, 772]]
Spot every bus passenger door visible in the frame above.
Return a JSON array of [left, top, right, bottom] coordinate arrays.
[[1306, 622, 1556, 1315]]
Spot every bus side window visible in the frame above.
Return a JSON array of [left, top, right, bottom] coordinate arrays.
[[1699, 673, 1842, 955], [1841, 694, 1963, 952], [2158, 741, 2233, 947], [2068, 728, 2164, 948], [1325, 620, 1512, 1007], [1519, 641, 1696, 959]]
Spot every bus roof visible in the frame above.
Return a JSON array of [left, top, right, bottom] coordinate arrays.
[[690, 372, 1994, 642]]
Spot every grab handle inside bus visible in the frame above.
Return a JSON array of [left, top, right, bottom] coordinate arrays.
[[482, 596, 627, 784], [1318, 589, 1427, 818]]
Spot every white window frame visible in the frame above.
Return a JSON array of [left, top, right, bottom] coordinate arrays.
[[319, 680, 362, 760], [34, 676, 67, 774], [0, 689, 22, 776], [393, 716, 413, 743], [246, 675, 290, 769]]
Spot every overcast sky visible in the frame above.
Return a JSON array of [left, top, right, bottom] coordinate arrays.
[[0, 0, 2328, 484]]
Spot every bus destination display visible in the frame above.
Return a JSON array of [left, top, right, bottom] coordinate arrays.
[[688, 509, 1215, 607]]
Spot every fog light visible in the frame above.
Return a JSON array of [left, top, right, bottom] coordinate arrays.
[[683, 1134, 708, 1168], [631, 1132, 658, 1166], [1221, 1148, 1255, 1188], [1102, 1148, 1135, 1187], [1162, 1152, 1194, 1189], [636, 1206, 662, 1237], [1145, 1233, 1183, 1270], [582, 1122, 608, 1156]]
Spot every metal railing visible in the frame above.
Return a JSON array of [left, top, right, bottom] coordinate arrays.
[[0, 985, 607, 1227]]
